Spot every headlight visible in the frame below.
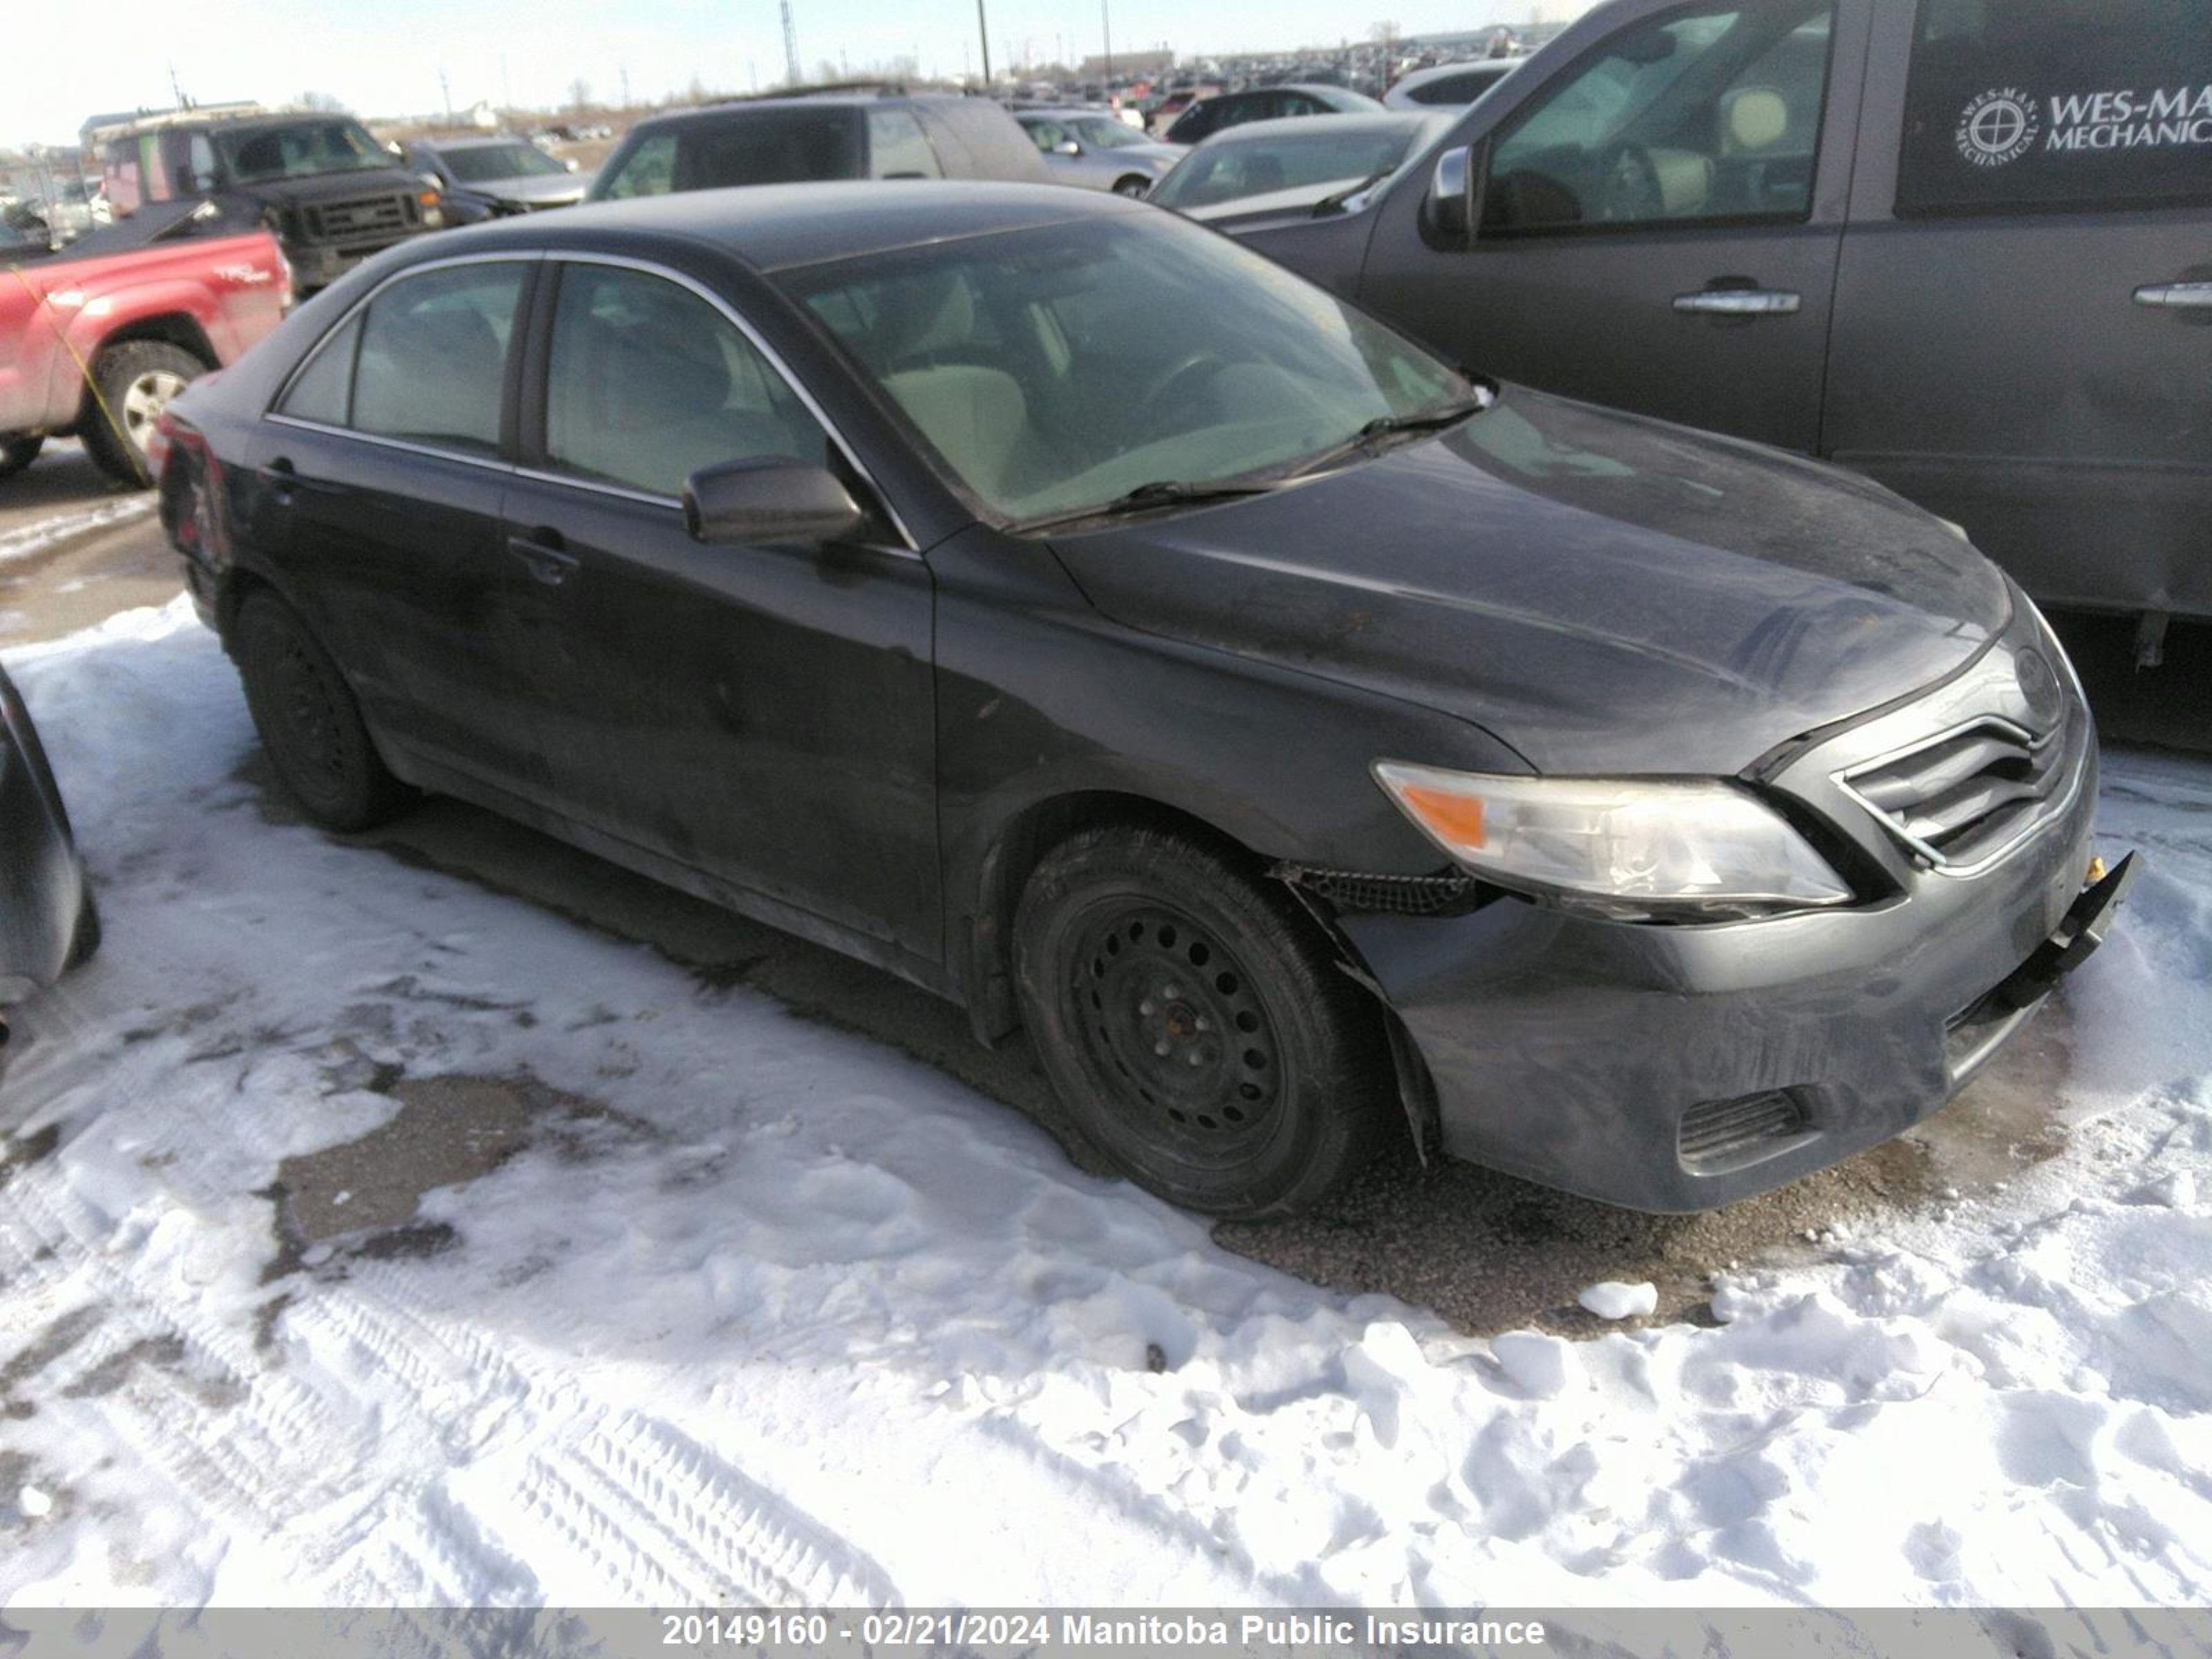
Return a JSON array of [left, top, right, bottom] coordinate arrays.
[[1374, 762, 1852, 917]]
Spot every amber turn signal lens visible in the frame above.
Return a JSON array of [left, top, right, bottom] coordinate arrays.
[[1398, 784, 1485, 851]]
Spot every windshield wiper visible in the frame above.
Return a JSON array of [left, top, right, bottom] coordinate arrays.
[[1016, 478, 1280, 534], [1311, 169, 1395, 216], [1288, 388, 1497, 477]]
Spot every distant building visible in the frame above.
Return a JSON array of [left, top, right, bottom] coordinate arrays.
[[1079, 48, 1173, 80]]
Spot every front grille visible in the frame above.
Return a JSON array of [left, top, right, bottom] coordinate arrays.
[[301, 193, 418, 246], [1841, 715, 2074, 873], [1678, 1089, 1812, 1174]]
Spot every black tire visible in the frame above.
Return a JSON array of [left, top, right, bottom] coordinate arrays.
[[1013, 824, 1391, 1218], [0, 434, 44, 480], [79, 340, 207, 487], [1111, 175, 1152, 198], [64, 888, 101, 971], [234, 592, 409, 832]]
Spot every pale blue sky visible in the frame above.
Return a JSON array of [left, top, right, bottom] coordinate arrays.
[[15, 0, 1546, 145]]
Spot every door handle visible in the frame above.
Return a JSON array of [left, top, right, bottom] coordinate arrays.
[[507, 530, 579, 587], [257, 458, 348, 502], [2133, 281, 2212, 310], [1672, 288, 1802, 317]]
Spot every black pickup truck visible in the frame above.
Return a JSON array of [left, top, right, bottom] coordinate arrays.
[[88, 106, 442, 295]]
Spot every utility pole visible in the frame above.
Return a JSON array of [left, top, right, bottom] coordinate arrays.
[[167, 62, 186, 108], [1102, 0, 1114, 84], [780, 0, 802, 84], [975, 0, 993, 86], [619, 62, 631, 106], [501, 53, 513, 111], [439, 68, 453, 122]]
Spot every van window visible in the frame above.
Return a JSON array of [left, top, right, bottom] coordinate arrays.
[[1483, 0, 1834, 232], [599, 132, 676, 198], [867, 108, 943, 178], [1897, 0, 2212, 215]]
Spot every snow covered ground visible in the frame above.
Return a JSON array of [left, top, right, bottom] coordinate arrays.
[[2, 599, 2209, 1609]]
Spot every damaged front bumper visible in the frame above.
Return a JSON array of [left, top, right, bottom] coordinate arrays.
[[1329, 771, 2130, 1214]]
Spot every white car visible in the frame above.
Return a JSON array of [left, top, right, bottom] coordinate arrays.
[[1382, 57, 1528, 110]]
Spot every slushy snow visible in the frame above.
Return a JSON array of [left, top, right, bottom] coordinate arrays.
[[3, 600, 2210, 1608]]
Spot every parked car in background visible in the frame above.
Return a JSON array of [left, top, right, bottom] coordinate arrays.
[[0, 664, 98, 1071], [1248, 0, 2212, 645], [1150, 113, 1451, 231], [405, 135, 590, 224], [1, 200, 288, 483], [1383, 57, 1528, 109], [158, 182, 2127, 1221], [1163, 84, 1384, 146], [590, 92, 1050, 200], [1013, 109, 1185, 195], [88, 104, 440, 296]]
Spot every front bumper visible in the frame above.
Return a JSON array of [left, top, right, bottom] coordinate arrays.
[[1337, 591, 2133, 1213], [1341, 780, 2119, 1211]]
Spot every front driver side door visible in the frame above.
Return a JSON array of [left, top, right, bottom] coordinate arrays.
[[498, 256, 941, 964], [1355, 0, 1868, 452]]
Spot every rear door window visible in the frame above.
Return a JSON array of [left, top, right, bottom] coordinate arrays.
[[350, 263, 527, 455], [1896, 0, 2212, 215]]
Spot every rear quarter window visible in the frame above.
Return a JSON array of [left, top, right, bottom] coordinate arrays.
[[1897, 0, 2212, 214]]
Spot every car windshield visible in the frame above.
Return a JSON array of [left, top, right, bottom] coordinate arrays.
[[217, 120, 391, 182], [779, 212, 1469, 525], [1151, 123, 1430, 209], [440, 142, 566, 182]]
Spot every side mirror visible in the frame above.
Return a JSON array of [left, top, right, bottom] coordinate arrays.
[[1423, 140, 1488, 250], [683, 460, 865, 547], [1056, 140, 1082, 156]]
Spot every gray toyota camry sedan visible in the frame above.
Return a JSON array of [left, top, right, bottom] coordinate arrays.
[[153, 182, 2133, 1218]]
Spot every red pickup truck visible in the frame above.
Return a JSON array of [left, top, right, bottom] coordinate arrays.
[[2, 205, 288, 485]]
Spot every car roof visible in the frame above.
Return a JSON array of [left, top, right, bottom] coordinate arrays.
[[416, 134, 534, 150], [447, 180, 1140, 272], [1190, 111, 1437, 147], [1396, 57, 1528, 86], [629, 93, 965, 133]]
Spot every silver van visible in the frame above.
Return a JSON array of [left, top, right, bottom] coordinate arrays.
[[1248, 0, 2212, 656]]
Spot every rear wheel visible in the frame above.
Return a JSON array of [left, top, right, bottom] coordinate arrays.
[[80, 341, 205, 487], [0, 434, 43, 480], [1013, 825, 1391, 1217], [234, 591, 409, 832], [1112, 175, 1152, 197]]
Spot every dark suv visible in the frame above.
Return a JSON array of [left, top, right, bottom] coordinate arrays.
[[90, 106, 440, 295], [588, 90, 1051, 199]]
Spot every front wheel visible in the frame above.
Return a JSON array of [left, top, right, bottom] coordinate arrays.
[[1013, 825, 1391, 1217], [80, 340, 205, 487]]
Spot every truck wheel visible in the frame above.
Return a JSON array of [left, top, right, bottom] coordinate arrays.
[[1013, 825, 1391, 1218], [234, 592, 410, 832], [80, 341, 205, 487], [0, 435, 44, 480]]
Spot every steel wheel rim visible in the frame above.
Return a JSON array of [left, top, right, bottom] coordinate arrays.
[[268, 635, 350, 797], [121, 370, 189, 447], [1069, 902, 1284, 1163]]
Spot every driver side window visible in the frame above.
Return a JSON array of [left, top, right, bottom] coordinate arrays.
[[1483, 0, 1834, 232]]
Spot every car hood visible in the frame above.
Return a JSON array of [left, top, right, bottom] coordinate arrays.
[[1045, 387, 2011, 776], [457, 171, 591, 207]]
